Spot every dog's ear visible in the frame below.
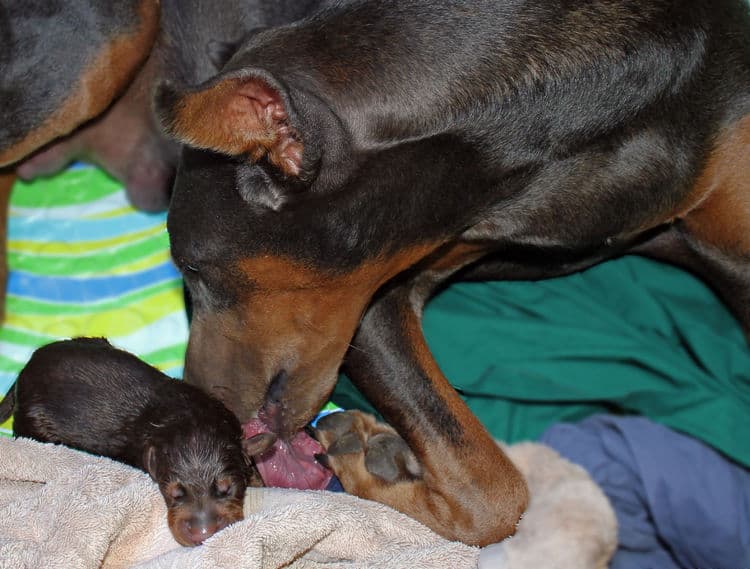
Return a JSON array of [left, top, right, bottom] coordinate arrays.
[[142, 444, 160, 481], [242, 432, 277, 457], [155, 73, 304, 178]]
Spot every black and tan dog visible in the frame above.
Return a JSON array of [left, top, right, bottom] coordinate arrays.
[[155, 0, 750, 547], [0, 0, 324, 323], [0, 0, 160, 322], [0, 338, 267, 546]]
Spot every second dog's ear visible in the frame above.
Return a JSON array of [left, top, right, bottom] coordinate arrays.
[[143, 444, 159, 481], [155, 73, 304, 178]]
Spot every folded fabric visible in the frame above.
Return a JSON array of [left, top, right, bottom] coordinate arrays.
[[0, 436, 616, 569], [541, 414, 750, 569], [334, 256, 750, 467]]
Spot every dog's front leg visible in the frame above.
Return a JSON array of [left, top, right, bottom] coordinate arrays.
[[317, 280, 528, 546]]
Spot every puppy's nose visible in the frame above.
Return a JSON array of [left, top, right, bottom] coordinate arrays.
[[185, 520, 218, 545]]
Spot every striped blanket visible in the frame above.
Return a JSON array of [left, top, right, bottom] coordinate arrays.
[[0, 165, 188, 434]]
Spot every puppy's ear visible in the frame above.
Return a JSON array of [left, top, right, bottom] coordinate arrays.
[[142, 444, 160, 481], [155, 73, 304, 178], [242, 432, 277, 457]]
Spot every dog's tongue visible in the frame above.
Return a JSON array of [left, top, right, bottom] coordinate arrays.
[[243, 418, 332, 490]]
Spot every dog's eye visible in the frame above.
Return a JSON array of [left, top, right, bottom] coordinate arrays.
[[167, 483, 186, 500], [214, 478, 232, 498]]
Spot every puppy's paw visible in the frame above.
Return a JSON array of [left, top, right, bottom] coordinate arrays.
[[315, 411, 422, 492]]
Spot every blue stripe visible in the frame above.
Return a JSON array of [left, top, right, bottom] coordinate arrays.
[[9, 212, 167, 242], [164, 367, 184, 379], [8, 262, 181, 303], [0, 373, 15, 396], [310, 408, 344, 427]]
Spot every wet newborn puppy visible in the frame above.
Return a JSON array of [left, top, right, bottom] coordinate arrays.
[[0, 337, 261, 546]]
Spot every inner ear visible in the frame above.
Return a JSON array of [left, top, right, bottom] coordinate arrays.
[[155, 73, 304, 178]]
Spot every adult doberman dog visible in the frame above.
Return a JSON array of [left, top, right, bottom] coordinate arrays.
[[0, 0, 160, 321], [158, 0, 750, 546]]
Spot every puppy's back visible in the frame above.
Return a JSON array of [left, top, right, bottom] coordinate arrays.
[[12, 338, 167, 464]]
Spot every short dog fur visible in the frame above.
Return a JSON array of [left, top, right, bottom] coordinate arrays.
[[0, 338, 259, 546], [0, 1, 322, 324]]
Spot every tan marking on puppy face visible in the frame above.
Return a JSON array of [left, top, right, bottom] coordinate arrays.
[[0, 0, 160, 166], [682, 115, 750, 253]]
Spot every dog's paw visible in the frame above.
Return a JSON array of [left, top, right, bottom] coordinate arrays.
[[315, 411, 422, 490]]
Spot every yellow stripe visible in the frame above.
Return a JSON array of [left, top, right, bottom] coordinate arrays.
[[109, 250, 174, 275], [5, 289, 184, 337], [9, 225, 164, 255], [86, 206, 136, 219], [154, 358, 185, 371]]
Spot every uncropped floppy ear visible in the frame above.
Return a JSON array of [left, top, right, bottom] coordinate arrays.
[[142, 444, 160, 481], [242, 432, 277, 457], [155, 73, 304, 177]]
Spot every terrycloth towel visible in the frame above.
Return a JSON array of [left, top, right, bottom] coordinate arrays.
[[0, 437, 616, 569]]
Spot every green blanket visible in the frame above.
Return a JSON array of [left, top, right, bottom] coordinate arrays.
[[334, 256, 750, 468]]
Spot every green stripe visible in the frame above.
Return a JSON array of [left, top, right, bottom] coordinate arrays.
[[142, 344, 187, 364], [0, 354, 23, 372], [141, 346, 188, 373], [10, 168, 120, 207], [8, 234, 170, 275], [0, 327, 55, 346], [7, 279, 181, 316]]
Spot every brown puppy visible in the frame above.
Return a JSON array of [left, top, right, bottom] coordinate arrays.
[[0, 337, 264, 546]]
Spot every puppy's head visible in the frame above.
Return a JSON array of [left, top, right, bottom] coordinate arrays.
[[144, 427, 254, 546]]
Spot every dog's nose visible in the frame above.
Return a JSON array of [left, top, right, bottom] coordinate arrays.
[[185, 520, 218, 545], [267, 369, 289, 403]]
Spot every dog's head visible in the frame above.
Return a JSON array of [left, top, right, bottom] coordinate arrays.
[[155, 30, 475, 440], [144, 421, 255, 547]]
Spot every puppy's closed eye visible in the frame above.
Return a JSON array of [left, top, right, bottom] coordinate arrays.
[[213, 478, 233, 498], [166, 482, 186, 501]]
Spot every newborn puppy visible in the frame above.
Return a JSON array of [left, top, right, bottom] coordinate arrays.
[[0, 337, 263, 546]]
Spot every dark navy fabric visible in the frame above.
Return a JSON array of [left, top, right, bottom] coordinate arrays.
[[325, 475, 344, 493], [541, 415, 750, 569]]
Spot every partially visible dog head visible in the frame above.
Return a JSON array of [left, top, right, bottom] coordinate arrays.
[[156, 57, 447, 442], [143, 409, 258, 546]]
